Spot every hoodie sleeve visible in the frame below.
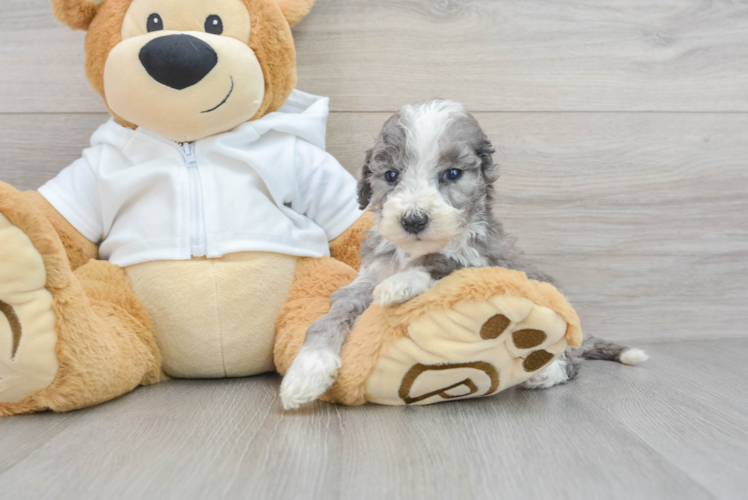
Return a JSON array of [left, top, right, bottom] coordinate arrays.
[[292, 139, 364, 241], [37, 146, 104, 244]]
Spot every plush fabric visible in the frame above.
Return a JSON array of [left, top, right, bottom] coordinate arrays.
[[22, 191, 98, 271], [277, 0, 316, 28], [79, 0, 301, 132], [328, 212, 374, 271], [0, 213, 58, 404], [324, 267, 581, 406], [127, 252, 297, 378], [0, 182, 164, 416], [51, 0, 101, 31], [274, 256, 358, 374]]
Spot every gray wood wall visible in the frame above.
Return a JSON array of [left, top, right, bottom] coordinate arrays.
[[1, 0, 746, 343]]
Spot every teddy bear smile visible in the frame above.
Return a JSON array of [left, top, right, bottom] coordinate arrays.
[[201, 77, 234, 114]]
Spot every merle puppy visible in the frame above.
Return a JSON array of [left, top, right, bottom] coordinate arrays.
[[280, 100, 648, 410]]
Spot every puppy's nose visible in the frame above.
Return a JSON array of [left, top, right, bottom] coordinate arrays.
[[139, 34, 218, 90], [401, 214, 429, 235]]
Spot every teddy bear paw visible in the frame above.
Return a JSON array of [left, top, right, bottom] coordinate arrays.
[[280, 346, 341, 410], [0, 214, 59, 405], [365, 293, 571, 405]]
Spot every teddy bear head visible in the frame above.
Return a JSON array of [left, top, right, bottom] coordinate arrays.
[[52, 0, 315, 143]]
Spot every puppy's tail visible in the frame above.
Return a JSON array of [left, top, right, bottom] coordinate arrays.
[[571, 336, 650, 366]]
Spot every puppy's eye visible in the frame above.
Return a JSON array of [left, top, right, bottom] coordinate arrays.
[[147, 13, 164, 32], [205, 15, 224, 35], [384, 170, 399, 183], [443, 168, 463, 181]]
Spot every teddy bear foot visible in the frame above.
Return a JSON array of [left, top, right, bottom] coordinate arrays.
[[0, 214, 58, 406], [321, 267, 583, 407], [367, 293, 571, 405]]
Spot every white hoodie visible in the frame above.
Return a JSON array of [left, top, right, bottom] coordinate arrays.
[[39, 90, 363, 267]]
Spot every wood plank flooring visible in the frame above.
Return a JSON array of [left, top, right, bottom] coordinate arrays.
[[0, 339, 746, 500]]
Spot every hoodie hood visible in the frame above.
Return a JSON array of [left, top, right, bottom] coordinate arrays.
[[227, 89, 330, 150]]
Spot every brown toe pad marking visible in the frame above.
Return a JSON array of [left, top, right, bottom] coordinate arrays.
[[512, 329, 547, 349], [0, 300, 22, 360], [523, 350, 554, 372], [399, 362, 499, 404], [480, 314, 511, 340]]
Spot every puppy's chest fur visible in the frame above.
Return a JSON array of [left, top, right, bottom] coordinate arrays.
[[362, 222, 492, 282]]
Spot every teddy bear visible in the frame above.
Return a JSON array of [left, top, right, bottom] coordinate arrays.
[[0, 0, 582, 416]]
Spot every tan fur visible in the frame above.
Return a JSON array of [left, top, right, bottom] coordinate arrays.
[[0, 182, 164, 416], [321, 267, 582, 406], [51, 0, 101, 31], [389, 267, 583, 347], [274, 257, 358, 374], [80, 0, 301, 130], [127, 252, 297, 378], [277, 0, 316, 27], [328, 212, 374, 271], [22, 191, 98, 271], [321, 305, 399, 405]]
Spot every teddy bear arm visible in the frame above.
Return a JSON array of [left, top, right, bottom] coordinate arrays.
[[328, 212, 374, 272], [21, 191, 98, 271]]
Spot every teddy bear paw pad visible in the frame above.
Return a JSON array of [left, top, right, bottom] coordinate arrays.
[[0, 214, 58, 404], [365, 295, 569, 405]]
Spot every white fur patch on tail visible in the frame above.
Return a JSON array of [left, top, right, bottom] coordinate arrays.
[[620, 348, 649, 366]]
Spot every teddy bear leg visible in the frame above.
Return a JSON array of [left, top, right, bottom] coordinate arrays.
[[273, 256, 358, 376], [0, 184, 163, 416], [325, 267, 584, 406]]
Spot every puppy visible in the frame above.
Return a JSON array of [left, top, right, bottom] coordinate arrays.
[[280, 100, 647, 410]]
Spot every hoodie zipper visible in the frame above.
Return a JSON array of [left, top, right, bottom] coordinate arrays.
[[179, 142, 207, 257]]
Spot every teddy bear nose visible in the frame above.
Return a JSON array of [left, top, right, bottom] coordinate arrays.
[[139, 34, 218, 90]]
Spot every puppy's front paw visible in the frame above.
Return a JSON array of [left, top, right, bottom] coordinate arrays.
[[280, 347, 341, 410], [374, 275, 425, 306]]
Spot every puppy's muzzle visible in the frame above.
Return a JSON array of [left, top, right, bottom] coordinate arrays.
[[401, 214, 429, 235], [139, 34, 218, 90]]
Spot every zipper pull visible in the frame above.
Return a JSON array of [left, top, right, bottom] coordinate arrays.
[[181, 143, 198, 168]]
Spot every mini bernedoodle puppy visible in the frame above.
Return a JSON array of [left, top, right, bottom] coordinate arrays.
[[281, 100, 648, 410]]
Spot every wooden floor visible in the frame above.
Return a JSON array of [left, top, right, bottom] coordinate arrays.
[[0, 339, 746, 500], [1, 0, 748, 498]]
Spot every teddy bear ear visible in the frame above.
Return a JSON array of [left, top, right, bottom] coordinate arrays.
[[276, 0, 316, 28], [51, 0, 102, 31]]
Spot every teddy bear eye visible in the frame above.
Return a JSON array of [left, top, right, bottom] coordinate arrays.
[[147, 13, 163, 33], [205, 15, 224, 35]]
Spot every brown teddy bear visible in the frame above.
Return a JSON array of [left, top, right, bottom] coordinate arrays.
[[0, 0, 581, 415]]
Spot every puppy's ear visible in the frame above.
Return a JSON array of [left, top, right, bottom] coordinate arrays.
[[277, 0, 316, 27], [52, 0, 101, 31], [476, 136, 499, 184], [357, 149, 374, 210]]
